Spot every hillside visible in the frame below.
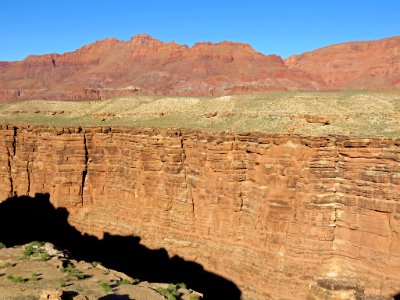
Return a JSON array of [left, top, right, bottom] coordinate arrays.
[[1, 91, 400, 137]]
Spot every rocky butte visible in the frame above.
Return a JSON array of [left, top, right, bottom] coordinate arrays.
[[0, 34, 399, 100]]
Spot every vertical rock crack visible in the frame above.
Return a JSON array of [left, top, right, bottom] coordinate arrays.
[[6, 126, 17, 196], [81, 131, 88, 206], [26, 161, 30, 195], [180, 136, 195, 214], [6, 147, 14, 196]]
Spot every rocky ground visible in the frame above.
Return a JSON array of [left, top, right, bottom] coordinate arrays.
[[0, 242, 202, 300]]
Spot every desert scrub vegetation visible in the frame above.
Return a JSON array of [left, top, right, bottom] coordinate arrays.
[[7, 274, 27, 283], [23, 241, 51, 261], [59, 279, 68, 288], [0, 262, 16, 269], [61, 262, 87, 280], [154, 283, 202, 300], [29, 272, 39, 282], [0, 242, 6, 249], [100, 281, 112, 293], [155, 283, 190, 300], [92, 261, 102, 267], [2, 92, 400, 137], [118, 278, 139, 285]]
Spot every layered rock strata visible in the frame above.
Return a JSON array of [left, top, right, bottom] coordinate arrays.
[[1, 125, 399, 299]]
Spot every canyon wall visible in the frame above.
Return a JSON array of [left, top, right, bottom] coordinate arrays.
[[1, 125, 400, 299]]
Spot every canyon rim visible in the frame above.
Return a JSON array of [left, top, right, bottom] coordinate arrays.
[[0, 34, 400, 300]]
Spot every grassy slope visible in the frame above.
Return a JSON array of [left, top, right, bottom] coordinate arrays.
[[1, 91, 400, 137]]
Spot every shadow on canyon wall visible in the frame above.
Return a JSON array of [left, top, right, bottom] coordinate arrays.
[[0, 193, 241, 300]]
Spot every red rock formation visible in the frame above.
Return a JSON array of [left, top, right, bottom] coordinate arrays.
[[1, 125, 399, 299], [285, 36, 400, 90], [1, 35, 400, 100], [0, 34, 311, 100]]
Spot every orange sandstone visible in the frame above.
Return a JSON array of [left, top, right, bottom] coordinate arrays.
[[0, 125, 399, 299]]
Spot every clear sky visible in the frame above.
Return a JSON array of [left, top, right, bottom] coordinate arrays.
[[1, 0, 399, 61]]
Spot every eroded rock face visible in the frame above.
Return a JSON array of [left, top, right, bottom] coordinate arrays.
[[1, 125, 400, 299], [1, 35, 399, 100]]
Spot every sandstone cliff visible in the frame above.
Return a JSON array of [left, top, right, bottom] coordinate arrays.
[[0, 35, 399, 100], [1, 125, 399, 299]]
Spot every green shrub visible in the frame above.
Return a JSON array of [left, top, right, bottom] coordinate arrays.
[[59, 279, 67, 288], [39, 252, 51, 261], [0, 242, 6, 249], [62, 263, 75, 272], [31, 241, 44, 247], [92, 261, 102, 267], [167, 284, 177, 291], [24, 241, 44, 257], [23, 245, 35, 258], [166, 295, 177, 300], [119, 279, 132, 285], [29, 272, 39, 282], [7, 274, 26, 283], [62, 263, 87, 280], [156, 284, 181, 299], [177, 282, 186, 289], [100, 282, 112, 293], [75, 272, 86, 280], [189, 295, 200, 300], [0, 262, 16, 269], [23, 241, 51, 261], [116, 277, 140, 285]]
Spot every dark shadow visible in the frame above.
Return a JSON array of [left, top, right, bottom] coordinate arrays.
[[0, 194, 241, 300], [98, 295, 131, 300], [394, 293, 400, 300], [62, 291, 79, 300]]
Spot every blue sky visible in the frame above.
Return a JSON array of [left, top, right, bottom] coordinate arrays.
[[0, 0, 399, 61]]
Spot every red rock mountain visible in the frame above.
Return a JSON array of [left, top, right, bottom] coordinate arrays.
[[285, 36, 400, 90], [0, 34, 399, 100]]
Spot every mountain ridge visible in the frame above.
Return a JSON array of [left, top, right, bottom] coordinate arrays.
[[0, 34, 399, 100]]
